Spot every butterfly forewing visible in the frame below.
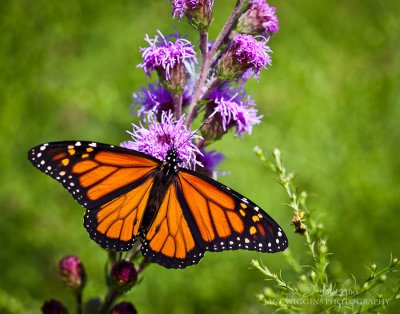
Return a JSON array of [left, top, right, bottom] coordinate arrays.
[[28, 141, 159, 209], [28, 141, 160, 251]]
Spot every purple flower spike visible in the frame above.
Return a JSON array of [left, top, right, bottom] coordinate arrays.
[[197, 149, 224, 179], [172, 0, 199, 20], [111, 260, 138, 289], [218, 34, 271, 80], [231, 34, 271, 74], [41, 300, 68, 314], [204, 84, 262, 138], [59, 255, 86, 291], [172, 1, 214, 29], [111, 302, 137, 314], [133, 81, 192, 120], [121, 111, 202, 170], [138, 32, 197, 87], [237, 0, 279, 37]]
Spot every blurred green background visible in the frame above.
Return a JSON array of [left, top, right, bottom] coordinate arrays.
[[1, 0, 399, 313]]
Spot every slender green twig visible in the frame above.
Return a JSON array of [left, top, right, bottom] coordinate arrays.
[[252, 147, 400, 312]]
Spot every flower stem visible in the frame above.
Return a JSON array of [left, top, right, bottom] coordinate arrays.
[[199, 30, 208, 61], [185, 0, 245, 126], [174, 93, 183, 118], [100, 287, 120, 314], [137, 258, 150, 273], [75, 290, 83, 314]]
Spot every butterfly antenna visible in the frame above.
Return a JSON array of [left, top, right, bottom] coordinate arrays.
[[178, 116, 213, 150]]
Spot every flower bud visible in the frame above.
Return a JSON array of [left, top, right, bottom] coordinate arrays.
[[111, 260, 138, 288], [41, 299, 68, 314], [236, 0, 279, 37], [217, 34, 271, 80], [111, 302, 137, 314], [138, 32, 197, 94], [59, 255, 86, 291], [172, 0, 214, 30]]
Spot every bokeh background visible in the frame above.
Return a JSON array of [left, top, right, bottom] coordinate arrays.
[[1, 0, 399, 313]]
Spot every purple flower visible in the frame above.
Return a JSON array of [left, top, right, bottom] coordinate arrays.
[[237, 0, 279, 36], [218, 34, 271, 80], [111, 302, 137, 314], [197, 149, 224, 179], [133, 81, 192, 120], [137, 32, 197, 89], [121, 111, 202, 170], [203, 85, 262, 137], [215, 96, 262, 135], [172, 0, 214, 29], [41, 300, 68, 314], [231, 34, 271, 73], [172, 0, 199, 20], [111, 260, 138, 288], [59, 255, 86, 290], [207, 83, 246, 103]]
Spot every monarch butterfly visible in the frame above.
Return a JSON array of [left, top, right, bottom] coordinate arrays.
[[28, 141, 288, 268]]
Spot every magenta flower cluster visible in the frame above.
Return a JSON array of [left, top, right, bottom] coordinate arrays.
[[121, 111, 202, 169], [230, 34, 272, 75], [138, 32, 197, 82], [125, 0, 279, 177], [238, 0, 279, 36], [172, 0, 200, 20]]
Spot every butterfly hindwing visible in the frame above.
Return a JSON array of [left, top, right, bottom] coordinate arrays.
[[84, 175, 155, 251], [140, 168, 288, 269], [141, 182, 205, 268], [176, 169, 288, 254]]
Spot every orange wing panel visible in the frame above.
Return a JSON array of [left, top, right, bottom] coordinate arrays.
[[179, 172, 235, 209], [94, 177, 153, 241], [79, 166, 117, 188], [87, 167, 152, 201], [95, 151, 158, 167], [72, 160, 98, 174], [179, 179, 216, 242], [146, 184, 196, 260]]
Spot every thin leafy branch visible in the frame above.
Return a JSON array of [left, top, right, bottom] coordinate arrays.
[[253, 147, 400, 313]]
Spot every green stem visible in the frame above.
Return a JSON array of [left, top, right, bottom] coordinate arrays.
[[185, 0, 245, 127]]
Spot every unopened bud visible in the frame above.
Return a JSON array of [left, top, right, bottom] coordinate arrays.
[[111, 260, 138, 289], [59, 255, 86, 291]]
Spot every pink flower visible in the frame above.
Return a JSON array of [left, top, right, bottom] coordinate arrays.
[[121, 111, 202, 170], [237, 0, 279, 36], [138, 32, 197, 81]]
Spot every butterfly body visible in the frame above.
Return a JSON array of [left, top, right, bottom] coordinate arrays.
[[29, 141, 288, 268], [140, 149, 179, 232]]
